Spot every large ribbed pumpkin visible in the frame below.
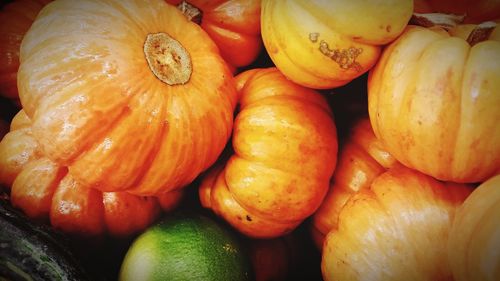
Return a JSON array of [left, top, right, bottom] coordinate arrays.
[[368, 21, 500, 183], [321, 165, 473, 281], [17, 0, 237, 196], [0, 111, 183, 237], [199, 68, 338, 238]]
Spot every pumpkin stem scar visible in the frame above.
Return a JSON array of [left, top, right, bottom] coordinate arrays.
[[309, 33, 363, 71], [143, 32, 192, 85], [177, 1, 202, 24], [310, 34, 362, 72], [467, 21, 497, 46]]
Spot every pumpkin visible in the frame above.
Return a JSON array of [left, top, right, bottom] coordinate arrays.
[[311, 117, 399, 249], [0, 0, 51, 101], [0, 110, 183, 237], [414, 0, 500, 23], [199, 67, 338, 238], [17, 0, 237, 196], [448, 174, 500, 281], [368, 20, 500, 183], [166, 0, 262, 71], [321, 165, 473, 281], [260, 0, 413, 89]]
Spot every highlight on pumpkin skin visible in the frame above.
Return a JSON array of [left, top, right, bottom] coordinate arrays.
[[448, 174, 500, 281], [260, 0, 413, 89], [311, 117, 399, 249], [368, 19, 500, 183], [0, 110, 184, 237], [165, 0, 262, 71], [321, 165, 473, 281], [17, 0, 237, 196], [199, 67, 338, 238]]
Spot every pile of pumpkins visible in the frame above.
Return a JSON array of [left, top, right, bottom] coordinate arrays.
[[0, 0, 498, 280]]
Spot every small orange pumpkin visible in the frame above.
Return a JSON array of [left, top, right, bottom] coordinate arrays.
[[0, 0, 51, 101], [0, 110, 183, 237], [199, 68, 338, 238], [260, 0, 413, 89], [166, 0, 262, 71], [321, 165, 473, 281], [311, 117, 399, 249], [368, 20, 500, 183], [448, 174, 500, 281], [17, 0, 237, 196]]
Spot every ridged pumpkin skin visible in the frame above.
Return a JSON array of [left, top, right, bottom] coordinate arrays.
[[368, 24, 500, 183], [166, 0, 262, 70], [414, 0, 500, 23], [261, 0, 413, 89], [321, 165, 472, 281], [0, 110, 183, 237], [199, 68, 338, 238], [311, 117, 399, 249], [448, 175, 500, 281], [0, 0, 51, 100], [17, 0, 237, 196]]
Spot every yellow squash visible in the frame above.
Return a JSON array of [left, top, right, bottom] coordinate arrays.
[[261, 0, 413, 89]]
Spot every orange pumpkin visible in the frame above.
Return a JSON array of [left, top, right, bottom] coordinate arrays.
[[199, 68, 338, 238], [0, 0, 51, 101], [166, 0, 262, 71], [368, 21, 500, 183], [0, 110, 183, 237], [260, 0, 413, 89], [311, 117, 399, 249], [321, 165, 473, 281], [17, 0, 237, 196], [414, 0, 500, 23], [448, 174, 500, 281]]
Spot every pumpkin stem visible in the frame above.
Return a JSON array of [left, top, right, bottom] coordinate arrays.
[[177, 1, 202, 24], [143, 33, 192, 85], [410, 13, 465, 30], [466, 21, 497, 46]]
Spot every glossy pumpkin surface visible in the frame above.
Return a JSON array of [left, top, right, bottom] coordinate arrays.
[[448, 174, 500, 281], [0, 110, 183, 237], [414, 0, 500, 23], [311, 117, 399, 249], [261, 0, 413, 89], [0, 0, 51, 100], [166, 0, 262, 70], [368, 23, 500, 183], [17, 0, 237, 195], [322, 165, 472, 281], [199, 68, 338, 238]]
